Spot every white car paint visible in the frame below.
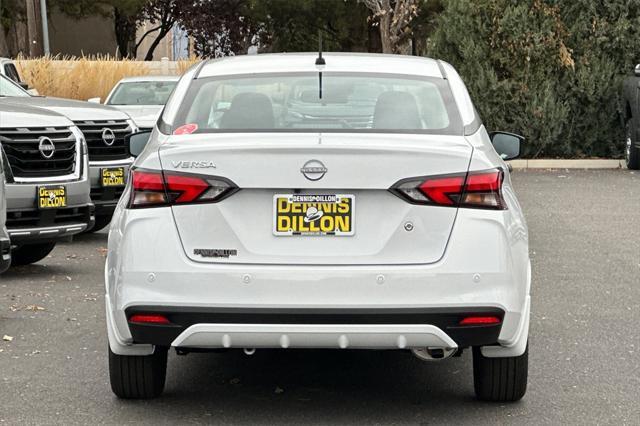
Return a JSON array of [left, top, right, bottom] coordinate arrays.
[[103, 76, 179, 129], [106, 54, 530, 380]]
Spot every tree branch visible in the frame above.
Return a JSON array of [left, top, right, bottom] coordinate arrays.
[[135, 25, 162, 50]]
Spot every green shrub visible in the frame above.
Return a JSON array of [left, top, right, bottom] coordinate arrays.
[[428, 0, 640, 158]]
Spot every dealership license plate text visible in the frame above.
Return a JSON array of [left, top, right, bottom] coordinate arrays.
[[273, 194, 354, 236], [38, 186, 67, 209], [101, 167, 125, 187]]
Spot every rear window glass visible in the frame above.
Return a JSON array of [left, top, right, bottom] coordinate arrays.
[[173, 73, 462, 134], [108, 81, 177, 105], [4, 64, 21, 82]]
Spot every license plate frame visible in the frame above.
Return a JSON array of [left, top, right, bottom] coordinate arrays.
[[100, 167, 126, 187], [273, 194, 355, 236], [37, 185, 67, 210]]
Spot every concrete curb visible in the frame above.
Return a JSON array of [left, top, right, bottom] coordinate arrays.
[[509, 159, 626, 169]]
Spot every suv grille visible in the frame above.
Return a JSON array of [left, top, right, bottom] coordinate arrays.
[[74, 120, 133, 162], [0, 127, 77, 178]]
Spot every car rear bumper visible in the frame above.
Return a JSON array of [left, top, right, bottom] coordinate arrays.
[[124, 306, 504, 349]]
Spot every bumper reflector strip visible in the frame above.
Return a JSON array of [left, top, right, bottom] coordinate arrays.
[[459, 316, 501, 326], [129, 314, 171, 324]]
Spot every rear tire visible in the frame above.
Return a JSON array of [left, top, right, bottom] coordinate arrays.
[[86, 215, 112, 233], [10, 242, 56, 266], [626, 119, 640, 170], [108, 346, 168, 399], [473, 345, 528, 402]]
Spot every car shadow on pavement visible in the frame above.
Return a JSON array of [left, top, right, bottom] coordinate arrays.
[[72, 231, 109, 243], [1, 264, 67, 278], [109, 349, 501, 423]]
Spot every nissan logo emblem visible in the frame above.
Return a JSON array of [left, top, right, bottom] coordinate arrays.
[[300, 160, 327, 181], [102, 128, 116, 146], [38, 136, 56, 159]]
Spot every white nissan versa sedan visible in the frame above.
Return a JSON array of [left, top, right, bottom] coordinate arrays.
[[106, 53, 531, 401]]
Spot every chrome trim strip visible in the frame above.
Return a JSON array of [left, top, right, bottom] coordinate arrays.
[[89, 157, 134, 166], [8, 223, 88, 236]]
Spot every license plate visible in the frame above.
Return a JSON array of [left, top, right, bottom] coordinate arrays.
[[273, 194, 355, 236], [101, 167, 125, 187], [38, 186, 67, 209]]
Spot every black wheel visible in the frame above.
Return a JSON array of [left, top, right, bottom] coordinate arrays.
[[626, 119, 640, 170], [473, 345, 528, 402], [86, 215, 112, 233], [108, 346, 168, 399], [10, 242, 56, 266]]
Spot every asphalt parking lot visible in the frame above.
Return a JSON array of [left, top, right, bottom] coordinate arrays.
[[1, 169, 638, 425]]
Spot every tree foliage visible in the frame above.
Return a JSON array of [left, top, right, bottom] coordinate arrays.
[[429, 0, 640, 158], [178, 0, 261, 57], [253, 0, 373, 53]]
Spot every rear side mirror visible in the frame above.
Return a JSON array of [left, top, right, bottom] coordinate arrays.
[[18, 81, 29, 90], [635, 64, 640, 76], [125, 131, 152, 157], [87, 97, 101, 104], [490, 131, 524, 161]]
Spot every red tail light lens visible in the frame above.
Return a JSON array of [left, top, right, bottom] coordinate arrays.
[[461, 170, 505, 209], [128, 169, 238, 208], [391, 169, 506, 210], [130, 170, 168, 208], [419, 175, 465, 206], [164, 174, 210, 204]]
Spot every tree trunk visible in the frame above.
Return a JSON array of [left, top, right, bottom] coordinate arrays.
[[144, 27, 171, 61], [379, 12, 392, 53], [25, 0, 42, 57], [113, 8, 137, 58]]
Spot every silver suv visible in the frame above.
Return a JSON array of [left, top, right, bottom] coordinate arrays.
[[0, 152, 9, 273], [0, 103, 94, 265], [0, 74, 136, 232]]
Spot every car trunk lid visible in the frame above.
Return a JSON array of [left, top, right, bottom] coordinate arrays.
[[158, 132, 472, 265]]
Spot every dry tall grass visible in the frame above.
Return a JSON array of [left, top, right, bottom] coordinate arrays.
[[15, 55, 201, 101]]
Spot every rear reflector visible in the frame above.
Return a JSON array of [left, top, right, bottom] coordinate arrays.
[[129, 314, 171, 324], [459, 316, 501, 326], [391, 168, 506, 210], [128, 168, 238, 208]]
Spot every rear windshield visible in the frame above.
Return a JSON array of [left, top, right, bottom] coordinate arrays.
[[172, 73, 462, 134], [108, 81, 177, 105]]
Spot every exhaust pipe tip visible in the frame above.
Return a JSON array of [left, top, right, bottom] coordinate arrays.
[[243, 348, 256, 356], [412, 347, 456, 361]]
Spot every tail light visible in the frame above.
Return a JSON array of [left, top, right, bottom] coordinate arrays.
[[128, 169, 238, 208], [391, 168, 506, 210]]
